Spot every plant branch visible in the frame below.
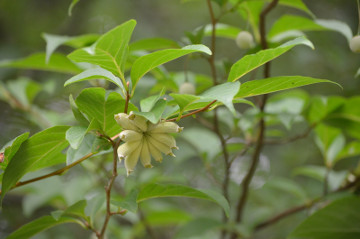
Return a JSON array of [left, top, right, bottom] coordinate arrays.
[[255, 176, 360, 231], [264, 124, 315, 145], [231, 1, 278, 238]]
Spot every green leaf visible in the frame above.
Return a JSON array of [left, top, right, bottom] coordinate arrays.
[[137, 184, 230, 217], [66, 134, 99, 165], [1, 126, 70, 201], [236, 1, 264, 41], [111, 189, 138, 213], [265, 177, 308, 202], [0, 53, 82, 74], [278, 0, 314, 18], [6, 215, 82, 239], [228, 37, 314, 82], [68, 20, 136, 79], [170, 93, 201, 116], [130, 44, 211, 95], [75, 88, 137, 137], [204, 23, 242, 39], [43, 33, 99, 63], [64, 67, 125, 93], [129, 38, 180, 51], [268, 15, 326, 40], [140, 94, 163, 112], [289, 196, 360, 239], [176, 218, 222, 238], [200, 81, 240, 114], [66, 126, 88, 149], [132, 99, 167, 124], [146, 210, 192, 226], [6, 77, 42, 108], [336, 141, 360, 161], [306, 96, 345, 124], [235, 76, 340, 99], [0, 133, 29, 170]]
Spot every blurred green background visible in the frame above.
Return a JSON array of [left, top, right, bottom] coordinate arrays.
[[0, 0, 359, 238]]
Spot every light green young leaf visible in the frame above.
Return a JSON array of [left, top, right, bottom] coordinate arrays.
[[228, 37, 314, 82], [129, 38, 180, 51], [43, 33, 99, 63], [137, 184, 230, 217], [66, 134, 99, 165], [336, 141, 360, 161], [64, 67, 125, 93], [75, 88, 137, 137], [146, 210, 192, 226], [1, 126, 70, 201], [200, 81, 240, 114], [278, 0, 314, 18], [235, 76, 339, 99], [132, 99, 167, 124], [289, 196, 360, 239], [69, 94, 89, 126], [68, 20, 136, 80], [140, 94, 163, 112], [0, 53, 82, 74], [6, 216, 82, 239], [130, 44, 211, 95]]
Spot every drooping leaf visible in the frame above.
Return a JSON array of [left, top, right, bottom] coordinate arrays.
[[6, 216, 82, 239], [137, 184, 230, 217], [43, 33, 99, 63], [68, 20, 136, 79], [64, 67, 125, 93], [200, 81, 240, 114], [75, 88, 137, 136], [130, 44, 211, 95], [0, 53, 82, 74], [278, 0, 314, 18], [66, 126, 88, 149], [289, 196, 360, 239], [235, 76, 340, 99], [315, 19, 353, 43], [129, 38, 180, 51], [1, 126, 70, 201], [228, 37, 314, 82]]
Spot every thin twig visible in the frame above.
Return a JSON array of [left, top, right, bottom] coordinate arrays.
[[264, 124, 315, 145], [166, 100, 217, 122]]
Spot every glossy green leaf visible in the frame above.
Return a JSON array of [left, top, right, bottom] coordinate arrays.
[[66, 134, 101, 165], [0, 53, 82, 74], [235, 76, 339, 99], [129, 38, 180, 51], [6, 216, 82, 239], [0, 133, 29, 170], [268, 15, 326, 40], [228, 37, 314, 82], [111, 189, 138, 213], [137, 184, 230, 217], [1, 126, 70, 201], [64, 67, 125, 92], [203, 23, 242, 39], [130, 44, 211, 94], [132, 99, 167, 124], [200, 81, 240, 114], [68, 20, 136, 79], [43, 33, 99, 63], [289, 196, 360, 239], [75, 88, 137, 136], [140, 94, 162, 112]]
